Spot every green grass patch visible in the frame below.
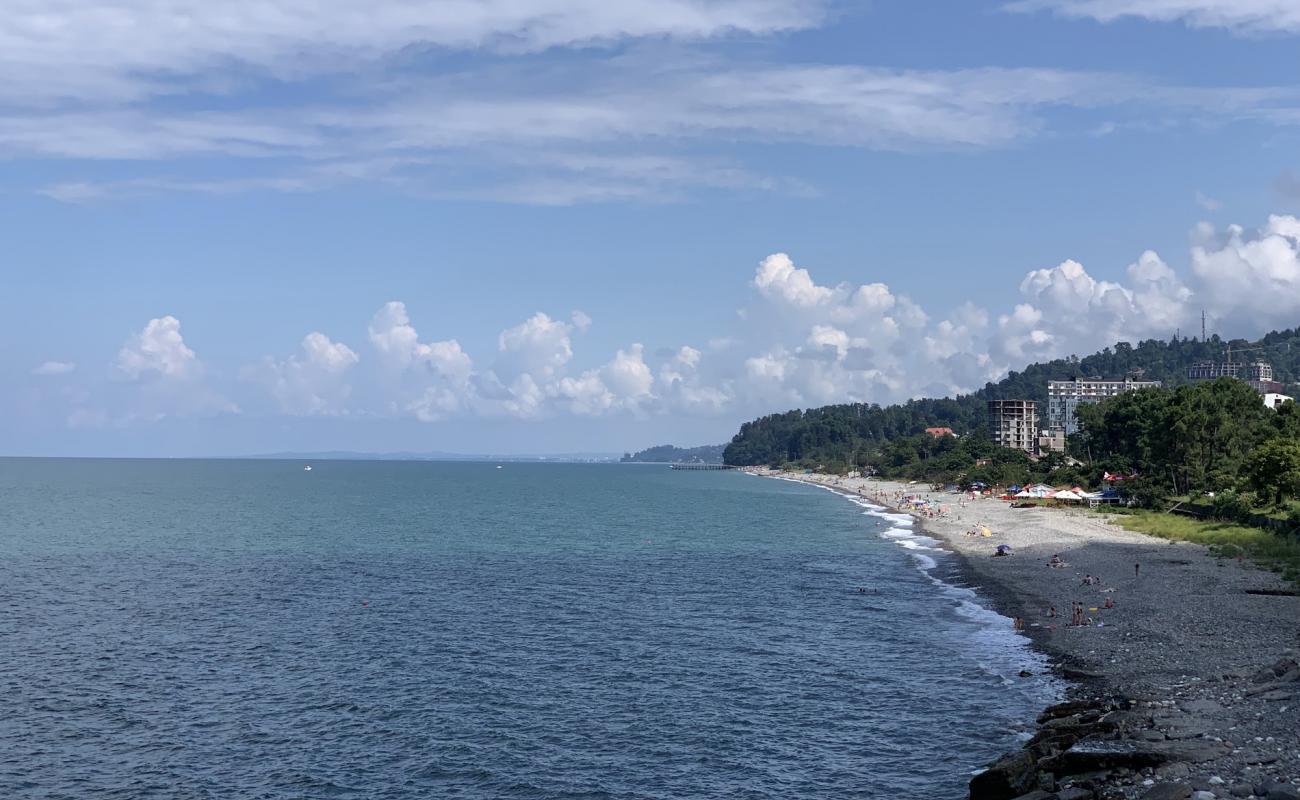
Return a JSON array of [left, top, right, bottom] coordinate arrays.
[[1110, 511, 1300, 585]]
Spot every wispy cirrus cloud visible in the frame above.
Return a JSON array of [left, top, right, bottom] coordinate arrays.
[[0, 0, 827, 107], [12, 0, 1300, 205], [1005, 0, 1300, 34]]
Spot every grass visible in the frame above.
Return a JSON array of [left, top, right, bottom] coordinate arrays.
[[1108, 510, 1300, 585]]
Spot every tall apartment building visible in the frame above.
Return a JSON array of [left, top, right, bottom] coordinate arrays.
[[1047, 377, 1162, 435], [988, 399, 1037, 453]]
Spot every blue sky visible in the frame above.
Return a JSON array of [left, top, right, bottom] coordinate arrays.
[[4, 0, 1300, 457]]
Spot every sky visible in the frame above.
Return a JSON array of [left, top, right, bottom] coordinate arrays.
[[4, 0, 1300, 457]]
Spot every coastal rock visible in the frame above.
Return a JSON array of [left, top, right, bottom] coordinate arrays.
[[1103, 710, 1155, 733], [970, 751, 1038, 800], [1141, 784, 1193, 800], [1190, 791, 1216, 800], [1264, 783, 1300, 800], [1039, 701, 1107, 724], [1040, 740, 1231, 775], [1062, 668, 1108, 681], [1008, 791, 1053, 800], [1054, 788, 1094, 800], [1228, 783, 1253, 798]]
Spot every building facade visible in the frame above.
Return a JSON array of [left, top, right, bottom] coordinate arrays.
[[1046, 377, 1162, 435], [1264, 393, 1294, 410], [988, 399, 1037, 453], [1188, 361, 1273, 383]]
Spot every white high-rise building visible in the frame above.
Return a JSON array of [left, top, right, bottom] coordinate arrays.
[[1047, 377, 1162, 435]]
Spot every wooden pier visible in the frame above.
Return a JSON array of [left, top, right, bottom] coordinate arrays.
[[668, 463, 736, 470]]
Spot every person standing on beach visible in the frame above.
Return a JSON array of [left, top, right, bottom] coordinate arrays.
[[1134, 562, 1140, 579]]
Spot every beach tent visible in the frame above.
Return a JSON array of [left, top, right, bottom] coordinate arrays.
[[1021, 483, 1056, 498], [1052, 489, 1083, 501], [1014, 490, 1034, 498], [1007, 484, 1023, 494]]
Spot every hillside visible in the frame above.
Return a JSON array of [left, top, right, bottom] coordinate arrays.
[[621, 444, 726, 464], [723, 328, 1300, 469]]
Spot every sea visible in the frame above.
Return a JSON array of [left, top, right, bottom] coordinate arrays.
[[0, 459, 1061, 799]]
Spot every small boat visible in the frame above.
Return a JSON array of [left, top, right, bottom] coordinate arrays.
[[495, 465, 503, 469], [303, 465, 313, 472]]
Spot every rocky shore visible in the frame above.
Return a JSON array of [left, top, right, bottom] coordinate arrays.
[[756, 471, 1300, 800]]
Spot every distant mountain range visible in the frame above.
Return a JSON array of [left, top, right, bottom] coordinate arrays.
[[243, 450, 623, 463]]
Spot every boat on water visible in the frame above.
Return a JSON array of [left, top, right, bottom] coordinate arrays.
[[303, 465, 313, 472]]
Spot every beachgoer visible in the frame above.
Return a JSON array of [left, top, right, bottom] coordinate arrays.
[[1048, 606, 1057, 618], [1134, 562, 1140, 579], [1103, 596, 1114, 609]]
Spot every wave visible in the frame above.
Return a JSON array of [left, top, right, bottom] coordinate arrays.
[[797, 479, 1063, 695]]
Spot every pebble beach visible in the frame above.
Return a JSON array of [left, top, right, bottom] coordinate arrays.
[[758, 470, 1300, 800]]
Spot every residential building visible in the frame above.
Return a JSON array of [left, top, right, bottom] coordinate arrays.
[[987, 399, 1037, 453], [925, 427, 956, 438], [1046, 377, 1161, 435], [1188, 360, 1273, 383], [1264, 393, 1294, 410], [1038, 428, 1066, 454]]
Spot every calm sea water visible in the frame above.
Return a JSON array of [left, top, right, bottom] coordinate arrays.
[[0, 459, 1059, 799]]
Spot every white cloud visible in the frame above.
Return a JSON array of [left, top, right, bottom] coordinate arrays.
[[110, 315, 237, 419], [1191, 214, 1300, 329], [496, 312, 577, 380], [32, 361, 76, 376], [1195, 190, 1223, 211], [245, 332, 359, 415], [53, 213, 1300, 429], [368, 301, 473, 379], [1006, 0, 1300, 34], [116, 315, 199, 380], [0, 0, 825, 107], [14, 57, 1300, 206]]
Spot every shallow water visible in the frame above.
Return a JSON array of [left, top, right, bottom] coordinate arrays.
[[0, 459, 1059, 799]]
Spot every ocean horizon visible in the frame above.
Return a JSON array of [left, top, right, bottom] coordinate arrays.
[[0, 458, 1059, 799]]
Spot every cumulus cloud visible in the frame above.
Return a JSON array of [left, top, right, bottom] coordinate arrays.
[[1191, 214, 1300, 329], [52, 213, 1300, 430], [115, 315, 199, 380], [244, 332, 359, 415], [110, 315, 237, 419], [32, 361, 76, 376], [1006, 1, 1300, 34]]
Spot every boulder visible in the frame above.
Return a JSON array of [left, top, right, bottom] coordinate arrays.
[[1265, 783, 1300, 800], [1056, 788, 1094, 800], [1227, 784, 1253, 799], [1039, 700, 1106, 724], [1039, 740, 1230, 775], [1141, 785, 1193, 800], [970, 751, 1038, 800], [1009, 791, 1054, 800]]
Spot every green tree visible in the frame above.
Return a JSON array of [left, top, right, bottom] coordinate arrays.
[[1245, 439, 1300, 505]]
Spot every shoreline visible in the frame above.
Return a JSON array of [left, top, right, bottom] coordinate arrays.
[[751, 469, 1300, 800]]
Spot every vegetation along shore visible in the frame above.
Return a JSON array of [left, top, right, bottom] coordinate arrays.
[[716, 330, 1300, 798]]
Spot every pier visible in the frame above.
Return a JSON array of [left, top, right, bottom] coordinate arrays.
[[668, 463, 736, 470]]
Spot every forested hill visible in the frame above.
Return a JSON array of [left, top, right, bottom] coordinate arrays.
[[621, 444, 726, 464], [723, 328, 1300, 468]]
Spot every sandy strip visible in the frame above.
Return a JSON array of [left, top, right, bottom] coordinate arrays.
[[756, 470, 1300, 797]]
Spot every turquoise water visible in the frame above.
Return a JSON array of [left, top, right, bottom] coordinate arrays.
[[0, 459, 1057, 799]]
